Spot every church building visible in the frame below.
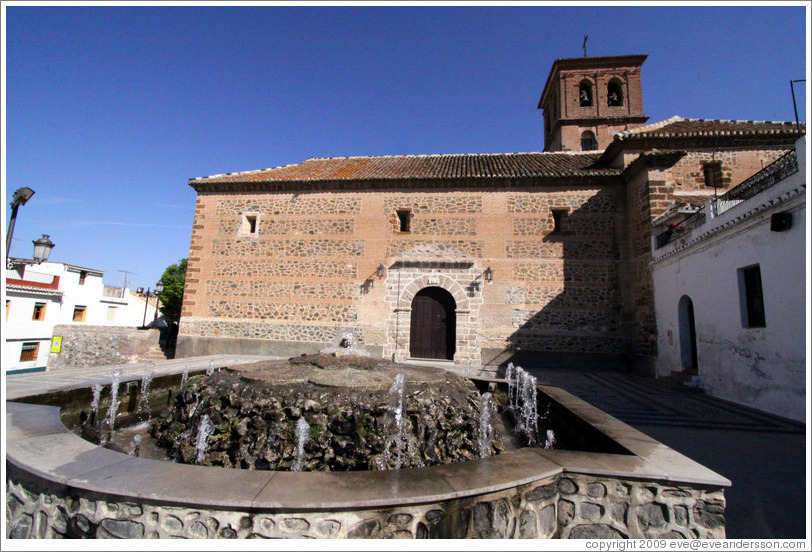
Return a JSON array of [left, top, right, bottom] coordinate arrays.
[[177, 54, 802, 375]]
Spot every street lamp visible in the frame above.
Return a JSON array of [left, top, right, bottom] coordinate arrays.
[[32, 235, 55, 264], [6, 234, 55, 270], [153, 281, 164, 326], [142, 281, 165, 328], [6, 187, 36, 257]]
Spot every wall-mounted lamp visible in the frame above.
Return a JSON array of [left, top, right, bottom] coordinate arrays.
[[484, 267, 493, 282], [377, 264, 386, 279]]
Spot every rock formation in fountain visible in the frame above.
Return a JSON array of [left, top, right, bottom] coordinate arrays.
[[150, 354, 503, 471]]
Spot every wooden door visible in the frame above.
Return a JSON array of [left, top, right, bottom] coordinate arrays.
[[410, 287, 456, 360]]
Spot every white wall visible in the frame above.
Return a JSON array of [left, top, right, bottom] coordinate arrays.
[[4, 262, 159, 373], [3, 291, 62, 372], [653, 138, 806, 421]]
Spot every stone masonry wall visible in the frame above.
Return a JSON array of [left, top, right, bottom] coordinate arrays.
[[47, 325, 164, 370], [179, 185, 628, 363], [616, 146, 792, 373], [6, 465, 725, 539]]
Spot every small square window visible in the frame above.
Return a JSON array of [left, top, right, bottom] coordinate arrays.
[[396, 210, 411, 233], [79, 271, 87, 285], [33, 302, 47, 321], [240, 213, 260, 236], [20, 342, 39, 362], [703, 162, 722, 188], [551, 209, 568, 233], [73, 306, 87, 322], [738, 265, 766, 328]]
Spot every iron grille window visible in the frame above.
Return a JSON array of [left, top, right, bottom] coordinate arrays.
[[581, 131, 598, 151]]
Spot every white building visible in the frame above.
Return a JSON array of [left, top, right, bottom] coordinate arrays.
[[651, 136, 806, 422], [4, 260, 160, 373]]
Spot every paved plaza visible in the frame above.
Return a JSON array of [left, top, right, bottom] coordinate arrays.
[[516, 365, 808, 539], [4, 355, 808, 539]]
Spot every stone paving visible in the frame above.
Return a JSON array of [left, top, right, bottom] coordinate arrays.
[[507, 364, 807, 539], [3, 354, 277, 401], [4, 356, 807, 539]]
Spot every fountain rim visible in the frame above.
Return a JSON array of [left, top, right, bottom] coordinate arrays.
[[5, 368, 730, 512]]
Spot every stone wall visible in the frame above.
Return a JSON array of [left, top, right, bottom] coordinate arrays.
[[6, 466, 725, 539], [179, 185, 628, 365], [47, 325, 165, 370], [616, 146, 793, 374]]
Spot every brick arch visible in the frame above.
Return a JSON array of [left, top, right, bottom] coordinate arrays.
[[399, 274, 470, 312]]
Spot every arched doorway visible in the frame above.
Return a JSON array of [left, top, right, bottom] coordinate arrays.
[[410, 287, 456, 360], [678, 295, 698, 373]]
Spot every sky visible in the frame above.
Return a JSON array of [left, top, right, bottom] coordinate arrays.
[[2, 2, 809, 291]]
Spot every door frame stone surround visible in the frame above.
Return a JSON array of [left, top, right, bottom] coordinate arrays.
[[383, 263, 483, 365]]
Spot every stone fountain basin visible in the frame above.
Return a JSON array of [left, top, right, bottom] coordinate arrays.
[[6, 370, 731, 539]]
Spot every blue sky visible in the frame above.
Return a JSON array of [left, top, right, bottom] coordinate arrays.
[[3, 3, 809, 291]]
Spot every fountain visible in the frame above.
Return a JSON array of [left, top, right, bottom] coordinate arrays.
[[89, 382, 102, 424], [100, 369, 122, 445], [195, 414, 214, 464], [151, 355, 491, 470], [137, 365, 154, 417], [478, 392, 496, 458], [292, 417, 310, 472], [5, 354, 731, 539]]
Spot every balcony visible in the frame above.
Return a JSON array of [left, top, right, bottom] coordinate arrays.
[[655, 149, 800, 249]]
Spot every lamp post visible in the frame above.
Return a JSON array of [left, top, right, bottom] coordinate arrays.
[[141, 281, 165, 328], [6, 187, 36, 257], [153, 281, 164, 326], [141, 287, 152, 328]]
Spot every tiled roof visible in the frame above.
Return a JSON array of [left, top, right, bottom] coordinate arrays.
[[190, 152, 620, 187], [615, 116, 804, 140], [5, 283, 63, 297]]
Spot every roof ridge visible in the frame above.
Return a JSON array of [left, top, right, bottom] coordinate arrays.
[[191, 151, 606, 181], [304, 151, 577, 161], [616, 116, 684, 138], [681, 117, 799, 125]]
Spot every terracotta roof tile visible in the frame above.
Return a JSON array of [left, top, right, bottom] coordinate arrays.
[[616, 116, 804, 140], [190, 152, 619, 187]]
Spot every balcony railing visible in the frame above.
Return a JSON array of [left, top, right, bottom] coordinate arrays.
[[715, 149, 798, 214], [655, 149, 799, 249]]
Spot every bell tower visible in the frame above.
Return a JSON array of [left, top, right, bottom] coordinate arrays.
[[539, 54, 649, 152]]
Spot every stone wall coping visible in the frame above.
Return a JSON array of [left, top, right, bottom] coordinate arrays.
[[6, 369, 730, 512]]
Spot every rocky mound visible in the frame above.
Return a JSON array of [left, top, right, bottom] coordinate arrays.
[[150, 354, 502, 471]]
